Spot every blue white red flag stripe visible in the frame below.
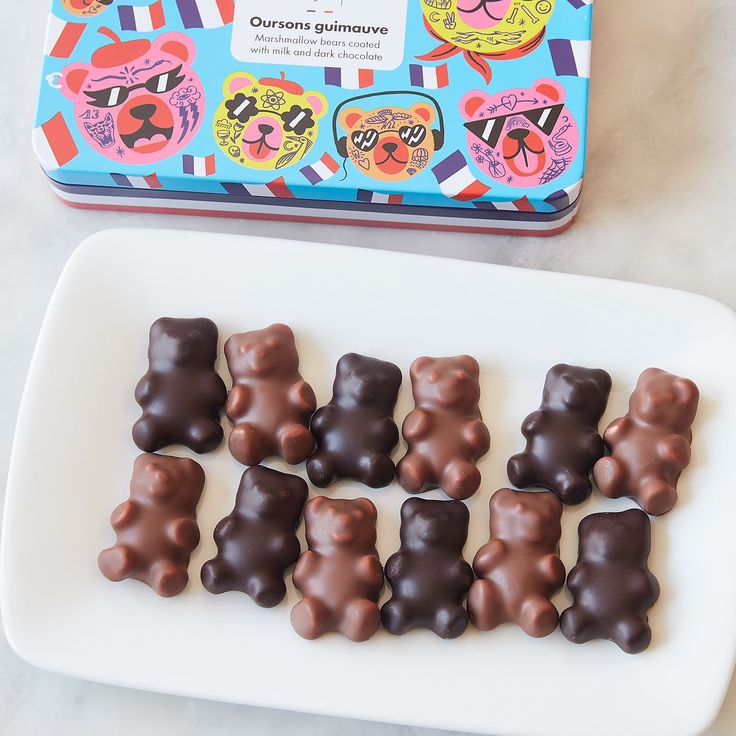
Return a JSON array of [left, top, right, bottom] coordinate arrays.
[[300, 153, 340, 185], [545, 178, 583, 211], [474, 196, 538, 212], [548, 39, 591, 78], [432, 150, 490, 202], [44, 15, 85, 58], [221, 177, 294, 198], [409, 63, 449, 89], [356, 190, 403, 205], [118, 1, 166, 32], [324, 68, 374, 89], [32, 112, 78, 171], [567, 0, 592, 7], [175, 0, 234, 28], [111, 173, 162, 189], [182, 154, 216, 176]]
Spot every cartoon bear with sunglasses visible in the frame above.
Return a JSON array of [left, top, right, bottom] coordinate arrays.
[[61, 28, 203, 165], [334, 92, 445, 183], [460, 78, 578, 188], [213, 72, 328, 171]]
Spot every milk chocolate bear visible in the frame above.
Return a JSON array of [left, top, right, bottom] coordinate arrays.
[[397, 355, 490, 500], [468, 488, 565, 637], [594, 368, 699, 515], [201, 466, 308, 607], [507, 364, 612, 505], [291, 496, 384, 642], [560, 509, 660, 654], [225, 324, 317, 466], [133, 317, 227, 454], [98, 453, 205, 597], [382, 498, 474, 639], [307, 353, 402, 488]]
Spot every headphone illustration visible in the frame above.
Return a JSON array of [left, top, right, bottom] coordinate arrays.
[[332, 90, 445, 159]]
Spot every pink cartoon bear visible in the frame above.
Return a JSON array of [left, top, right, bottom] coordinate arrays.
[[61, 28, 204, 164], [460, 78, 579, 188]]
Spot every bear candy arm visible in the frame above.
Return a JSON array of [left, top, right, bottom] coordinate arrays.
[[402, 408, 433, 441], [290, 496, 383, 642], [132, 317, 226, 454], [468, 488, 564, 637], [99, 453, 205, 597], [381, 497, 472, 639], [506, 364, 611, 505], [225, 383, 252, 419], [593, 368, 699, 515], [289, 379, 317, 413], [560, 508, 659, 654], [201, 466, 308, 608]]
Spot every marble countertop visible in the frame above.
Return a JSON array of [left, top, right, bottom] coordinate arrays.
[[2, 1, 735, 734]]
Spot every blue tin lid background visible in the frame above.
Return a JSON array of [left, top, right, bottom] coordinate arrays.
[[34, 0, 592, 214]]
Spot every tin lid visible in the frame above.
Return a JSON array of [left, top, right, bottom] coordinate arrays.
[[34, 0, 592, 215]]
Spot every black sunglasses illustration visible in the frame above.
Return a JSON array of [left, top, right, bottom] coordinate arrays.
[[84, 64, 185, 108], [464, 103, 563, 149], [224, 93, 316, 136]]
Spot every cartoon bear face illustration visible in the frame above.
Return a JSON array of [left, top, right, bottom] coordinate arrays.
[[61, 0, 114, 17], [213, 72, 327, 170], [420, 0, 555, 82], [460, 78, 579, 188], [336, 98, 442, 182], [60, 28, 203, 165]]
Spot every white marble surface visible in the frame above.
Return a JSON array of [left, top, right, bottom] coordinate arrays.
[[2, 1, 736, 734]]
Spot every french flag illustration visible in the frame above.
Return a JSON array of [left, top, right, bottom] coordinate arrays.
[[409, 63, 449, 89], [44, 15, 85, 58], [324, 68, 374, 90], [300, 153, 340, 185], [474, 196, 538, 213], [175, 0, 234, 28], [548, 39, 591, 78], [356, 190, 403, 205], [182, 154, 216, 176], [566, 0, 592, 7], [32, 112, 78, 171], [432, 150, 490, 202], [118, 1, 166, 32], [221, 177, 295, 199], [545, 179, 583, 211], [111, 173, 163, 189]]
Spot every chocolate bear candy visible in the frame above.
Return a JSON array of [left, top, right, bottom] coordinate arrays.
[[468, 488, 565, 637], [507, 364, 612, 505], [306, 353, 402, 488], [201, 466, 308, 607], [291, 496, 384, 642], [98, 453, 205, 597], [382, 497, 474, 639], [226, 323, 317, 466], [593, 368, 699, 515], [397, 355, 490, 500], [560, 509, 660, 654], [132, 317, 227, 454]]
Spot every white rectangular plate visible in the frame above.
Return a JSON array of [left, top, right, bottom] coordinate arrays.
[[3, 229, 736, 736]]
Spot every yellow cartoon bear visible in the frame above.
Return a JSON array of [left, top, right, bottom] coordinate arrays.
[[335, 93, 444, 183], [213, 72, 328, 171]]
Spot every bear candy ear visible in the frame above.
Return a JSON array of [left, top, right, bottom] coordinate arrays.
[[60, 63, 91, 99], [354, 497, 377, 519], [155, 32, 197, 63], [224, 72, 257, 95], [338, 106, 364, 132], [305, 91, 328, 118], [460, 91, 491, 120], [455, 354, 480, 376], [533, 78, 565, 103]]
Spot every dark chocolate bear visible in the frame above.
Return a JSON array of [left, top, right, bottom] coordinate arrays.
[[225, 323, 317, 466], [507, 364, 612, 505], [397, 356, 490, 501], [99, 453, 205, 597], [306, 353, 402, 488], [132, 317, 227, 454], [200, 466, 308, 607], [382, 497, 474, 639], [560, 509, 660, 654], [594, 368, 699, 516]]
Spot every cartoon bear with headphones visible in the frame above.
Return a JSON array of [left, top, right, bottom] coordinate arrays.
[[334, 92, 445, 183]]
